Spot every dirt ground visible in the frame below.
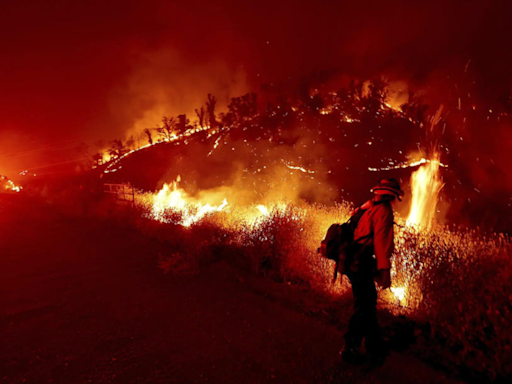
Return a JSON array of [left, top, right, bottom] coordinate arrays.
[[0, 194, 464, 383]]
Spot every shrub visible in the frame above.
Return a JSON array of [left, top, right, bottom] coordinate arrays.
[[131, 193, 512, 380]]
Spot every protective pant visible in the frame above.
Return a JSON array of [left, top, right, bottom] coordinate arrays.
[[344, 259, 385, 356]]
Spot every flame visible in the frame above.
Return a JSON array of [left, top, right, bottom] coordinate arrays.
[[390, 286, 407, 304], [368, 157, 448, 172], [256, 205, 269, 215], [207, 135, 223, 156], [140, 176, 306, 233], [102, 152, 112, 164], [104, 125, 220, 173], [149, 176, 228, 227], [407, 152, 444, 227], [0, 175, 22, 193]]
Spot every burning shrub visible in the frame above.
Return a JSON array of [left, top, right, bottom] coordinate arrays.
[[131, 180, 511, 380], [389, 223, 512, 380]]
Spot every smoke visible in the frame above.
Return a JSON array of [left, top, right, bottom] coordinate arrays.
[[0, 129, 26, 176], [106, 49, 249, 142]]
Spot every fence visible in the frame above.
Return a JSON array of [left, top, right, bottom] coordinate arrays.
[[103, 183, 135, 203]]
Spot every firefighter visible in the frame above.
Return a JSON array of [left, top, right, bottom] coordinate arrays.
[[341, 178, 404, 365]]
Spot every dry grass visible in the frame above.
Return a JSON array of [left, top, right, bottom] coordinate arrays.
[[132, 194, 511, 380]]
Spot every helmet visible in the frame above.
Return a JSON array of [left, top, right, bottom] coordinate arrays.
[[371, 178, 404, 201]]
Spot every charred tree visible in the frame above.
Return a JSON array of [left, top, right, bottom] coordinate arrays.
[[206, 94, 218, 128], [400, 92, 429, 124], [157, 117, 176, 141], [176, 114, 192, 135], [228, 93, 258, 123], [361, 78, 389, 119], [195, 106, 206, 128], [144, 128, 154, 145]]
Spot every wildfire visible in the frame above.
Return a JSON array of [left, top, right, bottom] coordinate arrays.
[[131, 161, 511, 322], [390, 286, 406, 304], [147, 176, 229, 227], [256, 205, 269, 215], [368, 157, 448, 172], [207, 135, 223, 157], [104, 125, 220, 174], [141, 176, 288, 229], [0, 175, 22, 193], [407, 152, 444, 227]]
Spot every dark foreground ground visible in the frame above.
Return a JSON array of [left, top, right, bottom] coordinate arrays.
[[0, 194, 463, 384]]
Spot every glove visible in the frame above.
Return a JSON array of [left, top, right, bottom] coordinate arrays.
[[375, 269, 391, 289]]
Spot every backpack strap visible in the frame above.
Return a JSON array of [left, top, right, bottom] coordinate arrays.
[[332, 205, 368, 284]]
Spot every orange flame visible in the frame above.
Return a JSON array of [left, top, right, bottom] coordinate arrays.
[[407, 152, 444, 227], [0, 175, 22, 193], [149, 176, 228, 227]]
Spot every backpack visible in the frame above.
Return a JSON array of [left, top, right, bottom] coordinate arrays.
[[318, 207, 368, 283]]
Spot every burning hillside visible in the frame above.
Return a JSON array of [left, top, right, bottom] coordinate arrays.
[[90, 78, 512, 378], [96, 72, 512, 234]]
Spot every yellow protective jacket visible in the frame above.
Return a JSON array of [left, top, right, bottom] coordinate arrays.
[[352, 199, 394, 270]]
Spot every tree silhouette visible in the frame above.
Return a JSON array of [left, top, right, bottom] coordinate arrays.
[[176, 114, 192, 135], [157, 116, 176, 141], [206, 94, 218, 128], [144, 128, 153, 145], [195, 106, 206, 128], [219, 112, 235, 127], [400, 92, 429, 123], [363, 78, 389, 117], [92, 152, 104, 166], [348, 79, 364, 102], [125, 135, 135, 150], [107, 139, 127, 160], [228, 93, 258, 122]]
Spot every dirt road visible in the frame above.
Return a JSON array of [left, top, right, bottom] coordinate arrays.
[[0, 195, 461, 383]]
